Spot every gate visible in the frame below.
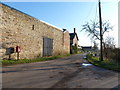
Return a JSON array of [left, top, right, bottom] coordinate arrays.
[[43, 37, 53, 56]]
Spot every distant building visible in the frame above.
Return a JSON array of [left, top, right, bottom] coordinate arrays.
[[69, 28, 79, 54], [69, 28, 79, 47], [81, 46, 93, 52]]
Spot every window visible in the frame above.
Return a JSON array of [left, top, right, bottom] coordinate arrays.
[[32, 25, 34, 30]]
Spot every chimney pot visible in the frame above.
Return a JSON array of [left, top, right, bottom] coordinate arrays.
[[74, 28, 76, 33], [63, 29, 66, 32]]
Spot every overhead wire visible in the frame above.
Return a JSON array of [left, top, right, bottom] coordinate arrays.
[[94, 2, 98, 23], [84, 2, 96, 23]]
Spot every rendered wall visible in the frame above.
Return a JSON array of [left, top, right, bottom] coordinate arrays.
[[73, 35, 78, 47]]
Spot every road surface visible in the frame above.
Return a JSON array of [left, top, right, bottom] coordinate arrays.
[[2, 53, 119, 88]]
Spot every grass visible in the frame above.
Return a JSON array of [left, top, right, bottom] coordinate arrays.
[[1, 54, 71, 66], [86, 54, 120, 72]]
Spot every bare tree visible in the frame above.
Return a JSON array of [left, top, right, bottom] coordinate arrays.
[[103, 36, 115, 60], [105, 36, 115, 48], [81, 20, 113, 61], [81, 20, 113, 41], [93, 41, 98, 51]]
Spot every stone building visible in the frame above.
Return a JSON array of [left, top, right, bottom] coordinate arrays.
[[0, 3, 70, 60]]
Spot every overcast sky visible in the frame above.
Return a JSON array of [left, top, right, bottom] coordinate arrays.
[[2, 0, 118, 47]]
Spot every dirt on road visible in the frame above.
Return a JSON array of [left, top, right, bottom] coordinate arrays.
[[2, 53, 119, 88]]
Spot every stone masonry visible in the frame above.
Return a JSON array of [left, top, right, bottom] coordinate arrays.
[[0, 3, 70, 59]]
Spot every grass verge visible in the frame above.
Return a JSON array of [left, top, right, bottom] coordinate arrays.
[[86, 54, 120, 72], [1, 54, 71, 66]]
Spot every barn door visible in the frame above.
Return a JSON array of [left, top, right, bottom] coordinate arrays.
[[43, 37, 53, 56]]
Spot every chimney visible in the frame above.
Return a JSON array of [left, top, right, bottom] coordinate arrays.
[[74, 28, 76, 33], [63, 29, 66, 32]]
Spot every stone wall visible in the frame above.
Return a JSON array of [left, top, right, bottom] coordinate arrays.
[[0, 4, 70, 59], [63, 31, 70, 54]]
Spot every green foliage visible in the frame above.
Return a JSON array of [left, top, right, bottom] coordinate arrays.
[[2, 54, 71, 66], [87, 54, 120, 72], [103, 48, 120, 63], [86, 54, 93, 59], [70, 44, 79, 54], [110, 48, 120, 63]]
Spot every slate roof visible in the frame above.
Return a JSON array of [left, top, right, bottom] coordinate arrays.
[[69, 33, 79, 41], [81, 46, 92, 49]]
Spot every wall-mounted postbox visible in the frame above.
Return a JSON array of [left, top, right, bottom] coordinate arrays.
[[16, 46, 21, 53]]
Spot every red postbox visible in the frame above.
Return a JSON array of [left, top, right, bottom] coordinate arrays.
[[16, 46, 21, 53]]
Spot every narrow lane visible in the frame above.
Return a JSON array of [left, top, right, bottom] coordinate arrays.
[[2, 53, 119, 88]]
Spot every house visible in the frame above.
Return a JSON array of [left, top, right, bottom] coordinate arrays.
[[0, 3, 70, 60], [69, 28, 79, 53], [69, 28, 79, 47]]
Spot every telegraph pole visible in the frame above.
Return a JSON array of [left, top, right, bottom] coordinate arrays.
[[98, 0, 103, 61]]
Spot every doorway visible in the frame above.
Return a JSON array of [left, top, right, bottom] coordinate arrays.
[[43, 37, 53, 56]]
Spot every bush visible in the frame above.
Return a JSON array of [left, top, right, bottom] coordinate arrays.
[[86, 53, 93, 59], [103, 48, 120, 63], [111, 48, 120, 63], [70, 44, 79, 54]]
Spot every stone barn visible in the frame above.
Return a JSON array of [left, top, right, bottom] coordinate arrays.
[[0, 3, 70, 59]]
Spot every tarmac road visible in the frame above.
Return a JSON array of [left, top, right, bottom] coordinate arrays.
[[2, 53, 119, 88]]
